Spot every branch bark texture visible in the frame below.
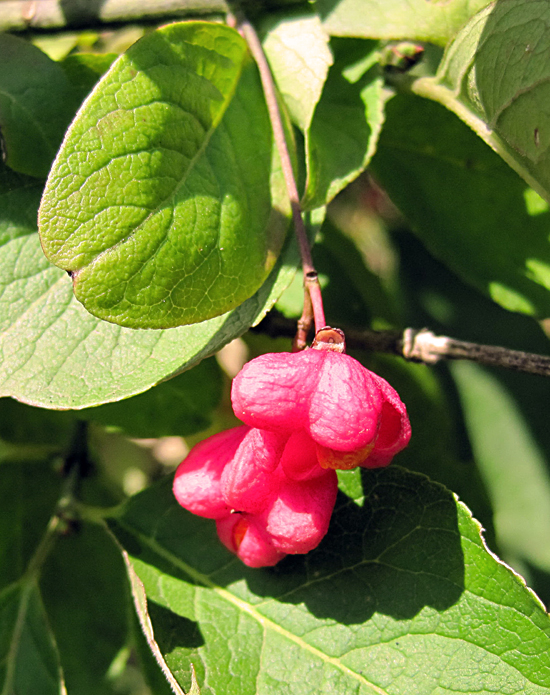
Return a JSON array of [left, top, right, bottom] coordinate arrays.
[[255, 313, 550, 378]]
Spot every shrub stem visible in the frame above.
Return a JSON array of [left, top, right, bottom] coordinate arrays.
[[232, 10, 326, 343]]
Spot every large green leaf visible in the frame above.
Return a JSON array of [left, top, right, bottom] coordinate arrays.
[[0, 356, 221, 441], [316, 0, 492, 45], [0, 462, 64, 695], [452, 361, 550, 574], [109, 466, 550, 695], [262, 10, 333, 132], [124, 552, 188, 695], [302, 39, 386, 210], [412, 0, 550, 205], [39, 22, 290, 329], [0, 228, 300, 409], [372, 93, 550, 318], [0, 34, 78, 178], [40, 522, 130, 695]]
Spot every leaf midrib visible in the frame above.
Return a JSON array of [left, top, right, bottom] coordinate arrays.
[[118, 519, 390, 695], [71, 52, 247, 278]]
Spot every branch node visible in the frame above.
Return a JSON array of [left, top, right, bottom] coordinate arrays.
[[402, 328, 450, 364]]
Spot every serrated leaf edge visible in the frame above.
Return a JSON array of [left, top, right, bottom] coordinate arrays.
[[454, 494, 548, 614]]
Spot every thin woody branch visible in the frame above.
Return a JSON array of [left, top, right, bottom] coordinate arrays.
[[401, 328, 550, 377], [0, 0, 228, 32], [254, 313, 550, 378]]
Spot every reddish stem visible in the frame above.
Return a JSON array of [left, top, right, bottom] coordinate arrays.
[[233, 12, 326, 337]]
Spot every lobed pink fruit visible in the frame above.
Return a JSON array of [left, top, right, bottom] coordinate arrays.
[[231, 350, 411, 470], [173, 348, 410, 567]]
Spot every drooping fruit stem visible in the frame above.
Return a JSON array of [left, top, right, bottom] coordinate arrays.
[[232, 11, 326, 343]]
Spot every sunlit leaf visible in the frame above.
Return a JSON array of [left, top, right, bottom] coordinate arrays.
[[413, 0, 550, 205], [316, 0, 492, 45], [39, 22, 290, 329], [302, 39, 386, 210], [263, 10, 332, 131]]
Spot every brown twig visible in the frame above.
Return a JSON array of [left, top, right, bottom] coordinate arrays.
[[0, 0, 229, 31], [254, 313, 550, 378], [233, 10, 326, 338]]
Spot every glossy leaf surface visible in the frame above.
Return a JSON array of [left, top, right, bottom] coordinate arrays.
[[316, 0, 492, 45], [110, 466, 550, 695], [39, 22, 289, 329], [0, 34, 77, 178], [372, 94, 550, 318]]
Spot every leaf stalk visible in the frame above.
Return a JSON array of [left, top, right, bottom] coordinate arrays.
[[232, 9, 326, 342]]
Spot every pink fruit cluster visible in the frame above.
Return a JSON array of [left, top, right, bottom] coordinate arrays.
[[173, 341, 411, 568]]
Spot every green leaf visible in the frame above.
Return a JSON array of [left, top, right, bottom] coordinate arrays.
[[413, 0, 550, 205], [0, 582, 64, 695], [0, 163, 44, 246], [372, 93, 550, 318], [39, 22, 290, 329], [110, 467, 550, 695], [316, 0, 492, 45], [262, 10, 333, 131], [82, 357, 223, 438], [277, 220, 385, 327], [302, 39, 386, 210], [0, 34, 78, 178], [0, 229, 299, 409], [40, 522, 130, 695], [123, 551, 187, 695], [0, 461, 64, 695], [452, 361, 550, 574]]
